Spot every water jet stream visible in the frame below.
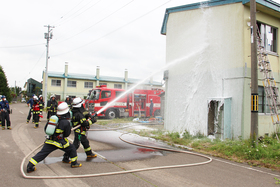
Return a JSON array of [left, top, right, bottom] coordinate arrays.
[[97, 46, 208, 115]]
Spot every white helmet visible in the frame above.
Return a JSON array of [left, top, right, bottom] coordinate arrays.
[[72, 97, 84, 108], [50, 94, 55, 99], [57, 102, 69, 115], [33, 96, 38, 100]]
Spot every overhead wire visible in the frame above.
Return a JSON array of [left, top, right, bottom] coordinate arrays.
[[0, 0, 92, 49], [22, 50, 45, 82], [53, 0, 103, 27], [52, 0, 135, 44], [52, 0, 172, 57], [0, 43, 45, 49], [50, 0, 87, 26]]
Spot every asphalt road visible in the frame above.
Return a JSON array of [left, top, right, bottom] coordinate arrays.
[[1, 102, 279, 187]]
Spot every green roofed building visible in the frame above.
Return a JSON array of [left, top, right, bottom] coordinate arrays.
[[42, 62, 163, 101], [24, 78, 42, 97]]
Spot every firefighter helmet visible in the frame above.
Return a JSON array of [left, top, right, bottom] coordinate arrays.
[[33, 96, 38, 100], [57, 102, 69, 115], [50, 94, 55, 99], [72, 97, 84, 108]]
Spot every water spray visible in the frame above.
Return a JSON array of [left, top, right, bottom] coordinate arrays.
[[96, 46, 208, 116]]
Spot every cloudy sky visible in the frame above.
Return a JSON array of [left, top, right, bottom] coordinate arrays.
[[1, 0, 280, 89]]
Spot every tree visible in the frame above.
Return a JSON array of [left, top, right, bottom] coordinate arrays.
[[34, 87, 41, 96], [0, 65, 11, 102], [10, 86, 22, 96]]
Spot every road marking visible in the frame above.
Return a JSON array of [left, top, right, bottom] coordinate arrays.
[[213, 158, 280, 178], [19, 111, 24, 114]]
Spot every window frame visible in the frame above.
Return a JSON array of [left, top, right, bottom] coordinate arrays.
[[258, 86, 271, 114], [84, 82, 93, 89], [257, 21, 278, 54], [67, 80, 77, 88], [51, 79, 61, 87], [114, 84, 122, 89]]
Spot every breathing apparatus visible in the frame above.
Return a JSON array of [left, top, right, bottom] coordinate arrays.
[[45, 115, 59, 136], [45, 102, 70, 136]]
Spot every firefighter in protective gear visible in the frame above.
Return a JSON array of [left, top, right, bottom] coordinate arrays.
[[71, 97, 97, 158], [47, 94, 58, 121], [0, 95, 11, 130], [65, 96, 72, 109], [26, 95, 34, 123], [26, 102, 81, 173], [38, 95, 44, 121], [32, 96, 41, 128]]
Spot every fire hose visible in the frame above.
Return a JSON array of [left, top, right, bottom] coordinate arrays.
[[21, 124, 212, 179]]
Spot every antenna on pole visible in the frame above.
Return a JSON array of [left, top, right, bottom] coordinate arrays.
[[43, 25, 55, 108]]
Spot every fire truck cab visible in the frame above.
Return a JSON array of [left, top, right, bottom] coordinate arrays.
[[85, 85, 164, 119]]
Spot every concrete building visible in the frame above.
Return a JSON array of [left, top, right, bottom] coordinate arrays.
[[42, 62, 163, 101], [161, 0, 280, 139]]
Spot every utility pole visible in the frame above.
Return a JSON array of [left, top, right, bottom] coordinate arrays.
[[250, 0, 258, 144], [44, 25, 54, 108]]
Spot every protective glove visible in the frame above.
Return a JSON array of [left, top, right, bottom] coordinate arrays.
[[81, 122, 88, 127], [91, 116, 97, 124], [85, 114, 91, 119]]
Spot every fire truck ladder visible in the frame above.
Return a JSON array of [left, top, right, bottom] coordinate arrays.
[[257, 27, 280, 141]]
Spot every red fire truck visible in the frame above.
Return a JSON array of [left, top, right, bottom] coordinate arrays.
[[85, 85, 164, 119]]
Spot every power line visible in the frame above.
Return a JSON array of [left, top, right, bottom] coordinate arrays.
[[52, 0, 172, 57], [51, 0, 87, 26], [0, 43, 44, 49], [53, 0, 103, 27], [22, 50, 45, 82], [53, 0, 134, 44]]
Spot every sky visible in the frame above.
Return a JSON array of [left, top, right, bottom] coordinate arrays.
[[1, 0, 280, 89]]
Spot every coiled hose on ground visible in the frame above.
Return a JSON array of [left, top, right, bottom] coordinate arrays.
[[21, 124, 212, 179]]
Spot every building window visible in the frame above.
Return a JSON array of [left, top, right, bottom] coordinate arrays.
[[56, 95, 61, 101], [67, 80, 76, 87], [114, 84, 122, 89], [258, 86, 270, 113], [257, 22, 277, 53], [100, 83, 107, 86], [51, 79, 61, 87], [84, 82, 93, 88]]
